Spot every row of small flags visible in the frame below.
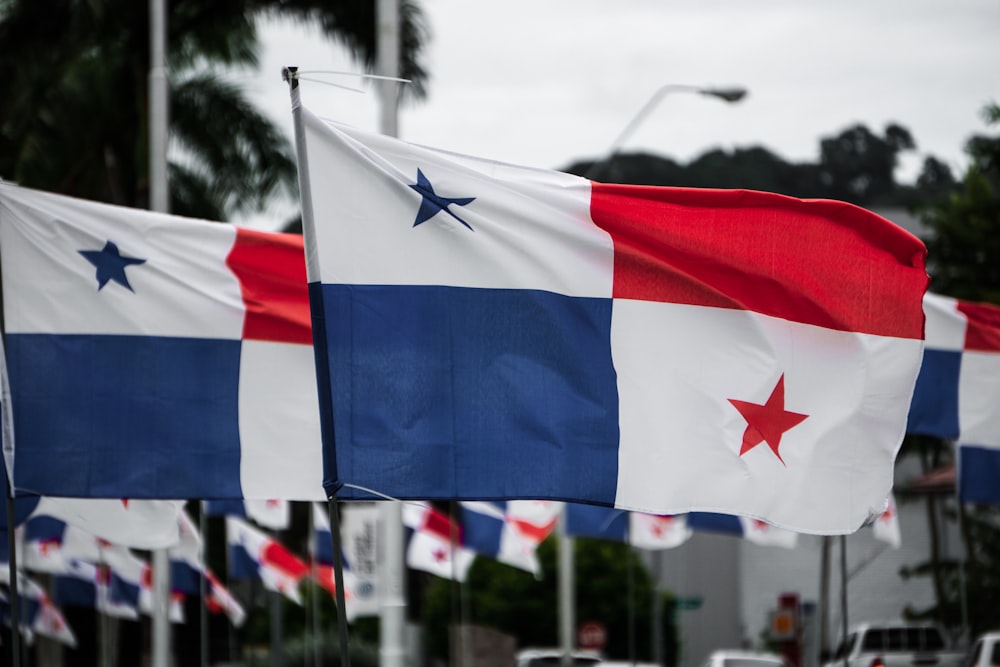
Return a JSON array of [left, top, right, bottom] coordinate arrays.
[[1, 493, 903, 643]]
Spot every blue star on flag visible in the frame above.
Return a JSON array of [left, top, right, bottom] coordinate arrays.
[[409, 168, 475, 230], [78, 241, 146, 292]]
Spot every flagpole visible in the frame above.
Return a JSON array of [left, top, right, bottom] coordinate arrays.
[[627, 535, 636, 667], [284, 65, 354, 667], [375, 5, 408, 666], [4, 495, 22, 667], [558, 506, 575, 667], [200, 503, 209, 667], [328, 498, 353, 667], [148, 0, 172, 664], [310, 506, 321, 667], [818, 536, 831, 663], [839, 536, 848, 667]]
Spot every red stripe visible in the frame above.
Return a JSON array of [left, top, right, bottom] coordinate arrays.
[[590, 184, 927, 338], [422, 507, 462, 543], [262, 541, 310, 579], [227, 227, 312, 345], [958, 300, 1000, 352]]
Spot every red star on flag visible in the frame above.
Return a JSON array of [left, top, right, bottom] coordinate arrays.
[[649, 516, 673, 536], [433, 548, 449, 563], [729, 374, 808, 466]]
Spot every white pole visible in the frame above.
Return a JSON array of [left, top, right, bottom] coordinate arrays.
[[149, 0, 171, 665], [376, 3, 407, 667], [559, 508, 575, 667]]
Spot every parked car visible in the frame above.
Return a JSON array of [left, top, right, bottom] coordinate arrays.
[[700, 649, 789, 667], [964, 632, 1000, 667], [824, 622, 964, 667], [515, 648, 603, 667]]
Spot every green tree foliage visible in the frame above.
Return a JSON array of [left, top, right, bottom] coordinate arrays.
[[0, 0, 428, 220], [898, 103, 1000, 638], [817, 123, 915, 204], [922, 103, 1000, 302], [421, 537, 678, 665]]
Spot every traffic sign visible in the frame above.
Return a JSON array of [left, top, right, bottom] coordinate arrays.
[[578, 621, 607, 650]]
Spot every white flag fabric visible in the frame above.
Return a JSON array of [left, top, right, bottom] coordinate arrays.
[[31, 497, 183, 549]]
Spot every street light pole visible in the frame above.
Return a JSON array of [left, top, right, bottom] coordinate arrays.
[[585, 83, 748, 180]]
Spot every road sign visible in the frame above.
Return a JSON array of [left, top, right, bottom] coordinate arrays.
[[578, 621, 607, 650], [769, 608, 797, 640], [673, 596, 703, 610]]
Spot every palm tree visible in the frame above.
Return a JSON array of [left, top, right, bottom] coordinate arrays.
[[0, 0, 428, 220]]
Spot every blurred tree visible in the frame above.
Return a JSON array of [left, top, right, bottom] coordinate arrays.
[[922, 103, 1000, 302], [421, 536, 679, 666], [898, 102, 1000, 639], [563, 121, 947, 208], [0, 0, 428, 220], [817, 123, 915, 205]]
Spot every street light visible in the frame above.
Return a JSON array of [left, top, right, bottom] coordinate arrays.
[[585, 84, 748, 180]]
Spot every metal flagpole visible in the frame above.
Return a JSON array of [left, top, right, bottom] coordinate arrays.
[[283, 68, 353, 667], [627, 535, 636, 667], [3, 330, 21, 666], [310, 505, 322, 667], [148, 0, 171, 663], [818, 536, 831, 662], [200, 503, 209, 667], [558, 507, 575, 667], [375, 4, 408, 666], [328, 498, 353, 667], [839, 536, 848, 667], [4, 496, 21, 667]]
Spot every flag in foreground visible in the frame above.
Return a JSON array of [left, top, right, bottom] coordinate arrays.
[[0, 182, 322, 499], [294, 105, 927, 534]]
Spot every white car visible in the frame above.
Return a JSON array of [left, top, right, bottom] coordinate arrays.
[[700, 649, 790, 667], [965, 632, 1000, 667]]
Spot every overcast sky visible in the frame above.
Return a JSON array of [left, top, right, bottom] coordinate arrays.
[[233, 0, 999, 228]]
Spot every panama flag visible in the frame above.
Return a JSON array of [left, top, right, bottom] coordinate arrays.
[[0, 574, 77, 647], [870, 493, 901, 547], [29, 497, 183, 549], [906, 294, 1000, 505], [403, 502, 475, 581], [22, 514, 105, 573], [227, 516, 309, 604], [906, 293, 966, 439], [686, 512, 798, 548], [205, 499, 291, 530], [51, 558, 139, 620], [0, 181, 322, 500], [293, 103, 927, 534], [565, 504, 691, 550], [205, 570, 246, 627], [460, 501, 562, 575], [953, 298, 1000, 505]]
